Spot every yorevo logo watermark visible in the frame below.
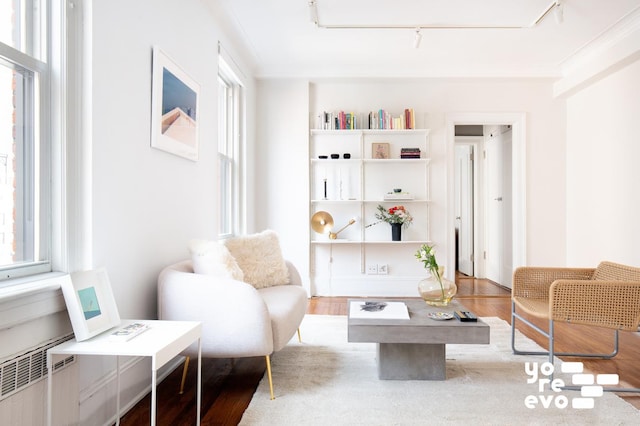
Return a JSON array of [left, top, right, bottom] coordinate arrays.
[[524, 361, 619, 409]]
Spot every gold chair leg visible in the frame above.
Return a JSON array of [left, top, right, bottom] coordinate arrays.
[[179, 356, 190, 395], [297, 327, 302, 343], [265, 355, 275, 400]]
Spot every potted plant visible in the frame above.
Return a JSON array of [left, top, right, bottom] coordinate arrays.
[[374, 205, 412, 241]]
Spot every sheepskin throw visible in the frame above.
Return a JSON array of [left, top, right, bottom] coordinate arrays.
[[223, 230, 290, 289], [188, 239, 244, 281]]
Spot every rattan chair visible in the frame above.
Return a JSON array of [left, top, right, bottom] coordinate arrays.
[[511, 261, 640, 392]]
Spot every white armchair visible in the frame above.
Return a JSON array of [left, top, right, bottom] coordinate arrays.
[[157, 233, 308, 400]]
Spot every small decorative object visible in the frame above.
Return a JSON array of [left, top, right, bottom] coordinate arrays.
[[374, 204, 413, 241], [360, 301, 387, 312], [330, 153, 340, 159], [343, 153, 351, 159], [318, 155, 328, 159], [393, 188, 402, 193], [415, 244, 457, 307], [427, 312, 454, 321], [372, 142, 390, 159]]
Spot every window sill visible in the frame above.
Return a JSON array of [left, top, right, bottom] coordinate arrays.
[[0, 272, 68, 300], [0, 272, 71, 330]]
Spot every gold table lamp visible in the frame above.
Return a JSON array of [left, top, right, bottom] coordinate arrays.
[[311, 211, 355, 239]]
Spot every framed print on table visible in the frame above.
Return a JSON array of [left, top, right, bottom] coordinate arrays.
[[61, 268, 121, 341], [151, 46, 200, 161]]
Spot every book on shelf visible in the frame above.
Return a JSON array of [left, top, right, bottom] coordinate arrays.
[[349, 301, 410, 320], [384, 192, 415, 200], [401, 147, 421, 159], [316, 108, 416, 130]]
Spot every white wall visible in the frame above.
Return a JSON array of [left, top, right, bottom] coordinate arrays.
[[565, 58, 640, 266], [254, 81, 310, 288], [256, 78, 566, 294], [71, 0, 256, 423]]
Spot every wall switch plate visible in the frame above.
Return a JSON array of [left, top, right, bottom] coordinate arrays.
[[366, 264, 378, 275], [377, 264, 388, 274]]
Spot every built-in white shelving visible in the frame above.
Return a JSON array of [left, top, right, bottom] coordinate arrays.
[[309, 126, 433, 296]]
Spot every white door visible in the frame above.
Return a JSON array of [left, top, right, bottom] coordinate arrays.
[[455, 145, 474, 276], [485, 127, 512, 287]]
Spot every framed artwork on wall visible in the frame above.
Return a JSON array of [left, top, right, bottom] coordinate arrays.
[[60, 268, 121, 341], [150, 46, 200, 161], [372, 142, 390, 159]]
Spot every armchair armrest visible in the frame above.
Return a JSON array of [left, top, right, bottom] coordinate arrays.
[[285, 260, 302, 286], [550, 280, 640, 330], [512, 266, 595, 299], [158, 262, 274, 357]]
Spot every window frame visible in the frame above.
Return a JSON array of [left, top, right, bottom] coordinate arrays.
[[217, 51, 244, 239], [0, 14, 52, 282]]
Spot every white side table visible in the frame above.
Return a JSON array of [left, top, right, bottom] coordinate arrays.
[[47, 319, 202, 426]]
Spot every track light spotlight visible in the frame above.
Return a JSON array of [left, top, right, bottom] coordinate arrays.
[[309, 0, 318, 25], [554, 1, 564, 24], [413, 28, 422, 49]]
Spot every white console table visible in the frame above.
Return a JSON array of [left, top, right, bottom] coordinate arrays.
[[47, 319, 202, 426]]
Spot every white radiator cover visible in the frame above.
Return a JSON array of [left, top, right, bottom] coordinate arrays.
[[0, 334, 75, 402]]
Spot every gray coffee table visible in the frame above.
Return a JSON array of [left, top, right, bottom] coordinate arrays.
[[347, 298, 490, 380]]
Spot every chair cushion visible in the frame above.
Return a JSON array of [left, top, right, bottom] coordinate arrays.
[[188, 239, 244, 280], [223, 230, 290, 289]]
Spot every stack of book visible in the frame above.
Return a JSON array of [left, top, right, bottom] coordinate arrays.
[[401, 148, 421, 159]]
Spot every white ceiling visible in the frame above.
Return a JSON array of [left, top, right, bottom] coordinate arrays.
[[210, 0, 640, 79]]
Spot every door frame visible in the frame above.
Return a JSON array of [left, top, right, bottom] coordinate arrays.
[[454, 137, 481, 277], [445, 113, 526, 286]]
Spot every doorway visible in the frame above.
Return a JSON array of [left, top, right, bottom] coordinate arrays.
[[454, 134, 479, 277], [446, 113, 526, 289]]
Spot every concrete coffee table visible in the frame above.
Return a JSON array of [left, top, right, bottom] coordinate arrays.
[[347, 298, 490, 380]]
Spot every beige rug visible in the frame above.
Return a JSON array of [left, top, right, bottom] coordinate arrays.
[[240, 315, 640, 425]]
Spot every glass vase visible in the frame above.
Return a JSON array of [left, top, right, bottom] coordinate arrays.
[[418, 266, 457, 307]]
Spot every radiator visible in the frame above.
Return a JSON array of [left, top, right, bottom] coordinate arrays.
[[0, 333, 75, 401]]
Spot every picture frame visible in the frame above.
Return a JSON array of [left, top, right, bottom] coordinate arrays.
[[151, 46, 200, 161], [372, 142, 390, 159], [60, 268, 121, 341]]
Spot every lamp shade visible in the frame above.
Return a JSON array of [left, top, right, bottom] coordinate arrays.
[[311, 211, 334, 234]]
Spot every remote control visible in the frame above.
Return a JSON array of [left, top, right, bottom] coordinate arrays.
[[454, 311, 478, 322]]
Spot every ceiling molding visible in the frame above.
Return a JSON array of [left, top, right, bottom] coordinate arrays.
[[554, 5, 640, 97]]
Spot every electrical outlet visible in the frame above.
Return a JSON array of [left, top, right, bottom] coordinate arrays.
[[377, 264, 388, 275], [366, 264, 378, 275]]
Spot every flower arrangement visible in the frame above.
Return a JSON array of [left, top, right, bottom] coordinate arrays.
[[415, 243, 443, 291], [374, 205, 413, 229]]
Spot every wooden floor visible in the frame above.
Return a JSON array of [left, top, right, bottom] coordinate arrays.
[[121, 276, 640, 425]]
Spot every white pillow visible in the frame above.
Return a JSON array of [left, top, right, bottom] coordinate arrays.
[[188, 239, 244, 281], [222, 230, 290, 289]]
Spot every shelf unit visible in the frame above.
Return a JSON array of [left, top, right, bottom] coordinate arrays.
[[309, 128, 432, 296]]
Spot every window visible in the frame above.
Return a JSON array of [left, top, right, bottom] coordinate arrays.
[[217, 52, 243, 238], [0, 0, 52, 281]]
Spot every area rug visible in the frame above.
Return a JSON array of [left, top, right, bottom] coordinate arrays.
[[240, 315, 640, 425]]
